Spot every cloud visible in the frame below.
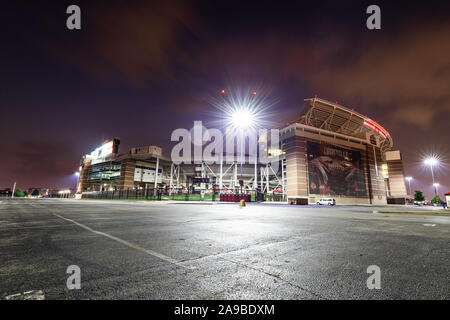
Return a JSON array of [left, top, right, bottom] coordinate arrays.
[[392, 105, 439, 129], [299, 23, 450, 128], [0, 140, 79, 183], [48, 1, 206, 85], [45, 2, 450, 128]]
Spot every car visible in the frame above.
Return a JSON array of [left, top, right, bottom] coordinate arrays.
[[316, 198, 336, 206]]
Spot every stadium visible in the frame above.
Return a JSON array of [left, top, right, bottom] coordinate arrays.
[[77, 97, 408, 205]]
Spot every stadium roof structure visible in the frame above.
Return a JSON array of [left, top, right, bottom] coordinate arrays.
[[285, 97, 393, 152]]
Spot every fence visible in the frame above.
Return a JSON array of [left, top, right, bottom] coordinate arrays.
[[81, 188, 286, 202]]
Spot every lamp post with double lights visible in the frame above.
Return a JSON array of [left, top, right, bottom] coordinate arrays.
[[405, 176, 413, 195]]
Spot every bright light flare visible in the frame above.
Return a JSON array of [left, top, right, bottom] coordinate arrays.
[[210, 87, 277, 135], [75, 172, 80, 177], [231, 109, 255, 129], [424, 157, 439, 166], [405, 176, 412, 181], [433, 183, 439, 187]]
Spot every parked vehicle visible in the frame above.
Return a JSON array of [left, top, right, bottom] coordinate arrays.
[[316, 198, 336, 206]]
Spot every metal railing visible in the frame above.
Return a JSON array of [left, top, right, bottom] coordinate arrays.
[[80, 188, 286, 202]]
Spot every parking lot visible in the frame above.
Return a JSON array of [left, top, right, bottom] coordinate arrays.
[[0, 198, 448, 299]]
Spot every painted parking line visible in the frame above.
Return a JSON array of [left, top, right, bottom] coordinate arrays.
[[5, 290, 45, 300], [53, 214, 196, 270]]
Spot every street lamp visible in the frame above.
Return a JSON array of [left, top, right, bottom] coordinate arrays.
[[424, 156, 439, 194], [405, 176, 413, 195]]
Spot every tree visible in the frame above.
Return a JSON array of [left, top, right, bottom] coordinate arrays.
[[431, 194, 442, 204], [414, 190, 425, 202], [31, 189, 40, 197], [14, 188, 25, 197]]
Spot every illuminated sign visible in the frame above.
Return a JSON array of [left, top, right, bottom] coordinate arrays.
[[363, 119, 388, 139], [88, 139, 120, 164], [91, 141, 114, 160]]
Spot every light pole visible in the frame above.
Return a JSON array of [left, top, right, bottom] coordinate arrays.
[[11, 182, 16, 199], [219, 89, 226, 193], [424, 157, 439, 195], [433, 183, 440, 197], [219, 89, 263, 193], [405, 176, 412, 195], [230, 108, 255, 192]]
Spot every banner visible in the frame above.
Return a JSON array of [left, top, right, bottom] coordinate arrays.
[[307, 141, 367, 197]]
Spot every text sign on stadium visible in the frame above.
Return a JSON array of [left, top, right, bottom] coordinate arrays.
[[193, 177, 210, 184]]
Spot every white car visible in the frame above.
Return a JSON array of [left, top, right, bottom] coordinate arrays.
[[316, 198, 336, 206]]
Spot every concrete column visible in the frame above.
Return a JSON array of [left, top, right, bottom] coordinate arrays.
[[284, 136, 308, 204], [119, 159, 136, 190], [153, 157, 159, 196], [385, 150, 408, 204], [365, 145, 387, 205]]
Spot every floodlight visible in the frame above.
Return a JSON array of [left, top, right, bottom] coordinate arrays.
[[424, 157, 438, 166], [231, 109, 255, 129]]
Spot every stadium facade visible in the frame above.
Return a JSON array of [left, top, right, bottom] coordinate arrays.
[[77, 97, 408, 204]]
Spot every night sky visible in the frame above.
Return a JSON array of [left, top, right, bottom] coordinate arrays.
[[1, 0, 449, 200]]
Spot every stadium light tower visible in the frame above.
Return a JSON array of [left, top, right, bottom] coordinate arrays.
[[231, 109, 255, 130], [424, 156, 439, 195], [405, 176, 413, 195], [230, 108, 257, 192], [216, 88, 269, 192], [433, 183, 440, 196]]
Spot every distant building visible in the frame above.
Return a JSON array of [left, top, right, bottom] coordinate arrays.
[[27, 188, 49, 197], [77, 139, 169, 192], [0, 189, 12, 197]]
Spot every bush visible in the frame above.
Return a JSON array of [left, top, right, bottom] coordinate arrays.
[[414, 190, 425, 202], [14, 188, 25, 197], [431, 194, 442, 204]]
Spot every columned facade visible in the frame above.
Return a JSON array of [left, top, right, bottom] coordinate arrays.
[[385, 150, 408, 204], [366, 144, 388, 205]]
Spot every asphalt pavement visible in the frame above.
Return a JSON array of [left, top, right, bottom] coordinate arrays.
[[0, 198, 448, 299]]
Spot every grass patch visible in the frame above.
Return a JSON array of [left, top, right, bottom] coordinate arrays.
[[377, 210, 450, 217]]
